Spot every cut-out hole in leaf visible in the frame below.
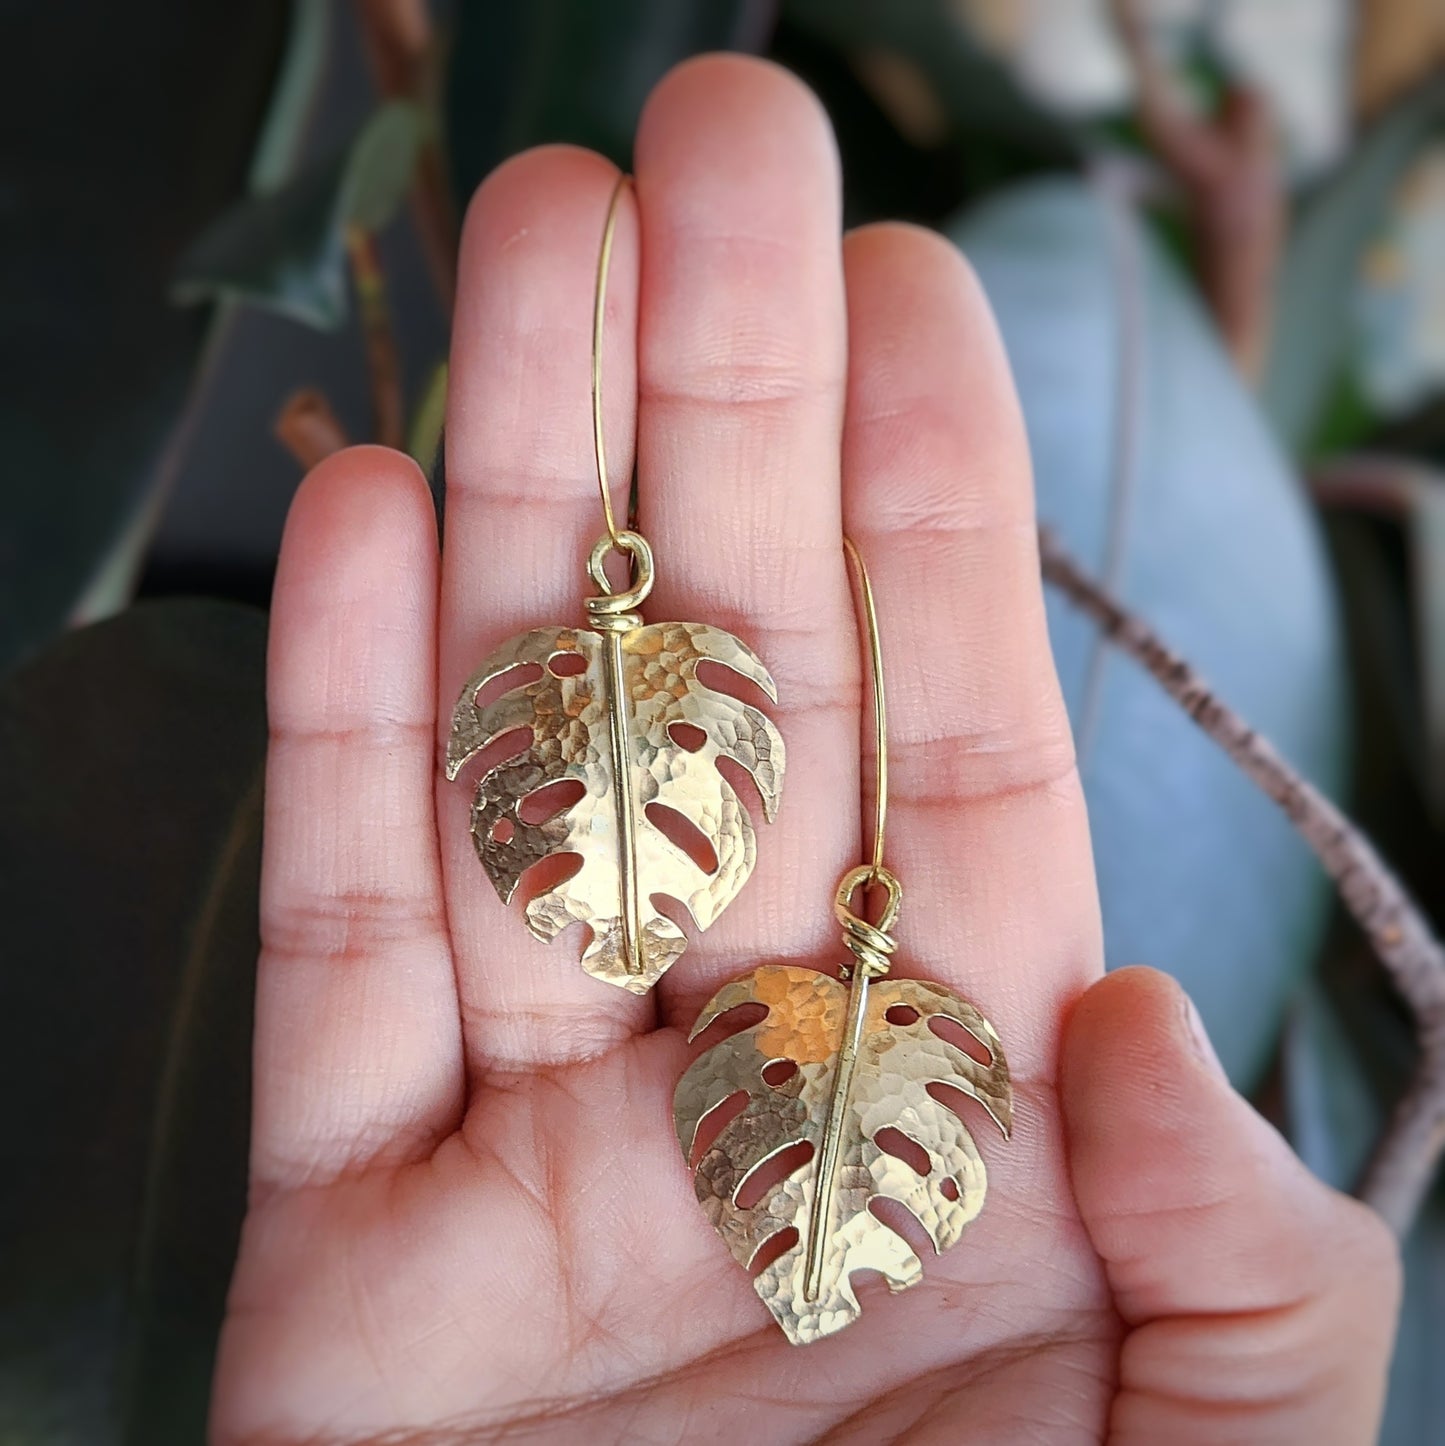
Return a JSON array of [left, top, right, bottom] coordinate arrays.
[[688, 999, 768, 1058], [668, 721, 707, 753], [696, 657, 773, 711], [646, 802, 718, 875], [885, 1003, 921, 1027], [517, 851, 583, 909], [490, 818, 514, 845], [761, 1058, 798, 1088], [940, 1176, 960, 1202], [717, 753, 765, 817], [447, 620, 784, 992], [749, 1226, 798, 1277], [690, 1088, 748, 1170], [875, 1126, 931, 1177], [930, 1014, 993, 1066], [462, 727, 531, 784], [736, 1140, 815, 1211], [675, 966, 1012, 1345], [867, 1195, 935, 1261], [925, 1078, 998, 1127], [548, 650, 587, 678], [518, 778, 585, 827], [474, 662, 542, 713]]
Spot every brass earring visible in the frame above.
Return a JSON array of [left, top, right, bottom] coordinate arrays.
[[673, 538, 1012, 1344], [445, 176, 787, 993]]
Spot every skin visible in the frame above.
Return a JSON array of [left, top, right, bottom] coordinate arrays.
[[211, 56, 1401, 1446]]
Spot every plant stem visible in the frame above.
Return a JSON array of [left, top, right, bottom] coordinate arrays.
[[346, 226, 405, 450], [274, 389, 349, 470], [355, 0, 458, 307], [1108, 0, 1284, 380]]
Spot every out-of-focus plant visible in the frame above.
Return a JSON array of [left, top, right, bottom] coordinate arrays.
[[7, 1, 1445, 1441]]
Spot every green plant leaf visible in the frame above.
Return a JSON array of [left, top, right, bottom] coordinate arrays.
[[173, 101, 424, 330], [0, 1, 290, 677], [953, 181, 1348, 1086], [0, 601, 267, 1444], [444, 0, 775, 197], [1263, 74, 1445, 453]]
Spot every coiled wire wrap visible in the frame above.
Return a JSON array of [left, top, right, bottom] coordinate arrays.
[[834, 864, 902, 980]]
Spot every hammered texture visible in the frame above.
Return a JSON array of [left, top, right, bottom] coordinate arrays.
[[674, 965, 1011, 1344], [447, 622, 785, 992]]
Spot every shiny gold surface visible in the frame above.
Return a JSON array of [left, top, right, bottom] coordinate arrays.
[[842, 537, 888, 882], [673, 539, 1012, 1344], [446, 177, 786, 992], [674, 964, 1011, 1344], [591, 172, 630, 550], [447, 615, 785, 992]]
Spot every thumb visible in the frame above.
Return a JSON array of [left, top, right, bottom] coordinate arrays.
[[1061, 966, 1401, 1445]]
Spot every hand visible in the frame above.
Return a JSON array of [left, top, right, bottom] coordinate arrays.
[[212, 56, 1400, 1445]]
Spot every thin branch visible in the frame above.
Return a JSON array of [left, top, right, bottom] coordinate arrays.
[[275, 389, 350, 470], [1109, 0, 1284, 380], [346, 226, 405, 450], [1038, 526, 1445, 1234]]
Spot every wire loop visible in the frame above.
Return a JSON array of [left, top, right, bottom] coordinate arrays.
[[585, 530, 655, 621], [834, 864, 902, 978]]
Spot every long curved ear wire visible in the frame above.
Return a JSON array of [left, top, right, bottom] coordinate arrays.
[[444, 175, 787, 994], [673, 537, 1013, 1346]]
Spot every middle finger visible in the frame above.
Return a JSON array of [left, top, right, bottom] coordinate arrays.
[[635, 56, 859, 1029]]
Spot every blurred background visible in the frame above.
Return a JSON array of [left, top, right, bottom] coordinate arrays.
[[3, 0, 1444, 1440]]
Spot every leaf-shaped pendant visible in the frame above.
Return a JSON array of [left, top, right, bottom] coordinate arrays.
[[674, 869, 1011, 1344], [447, 533, 785, 994]]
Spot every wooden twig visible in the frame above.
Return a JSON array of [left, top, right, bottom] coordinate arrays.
[[1108, 0, 1284, 380], [274, 389, 350, 470], [345, 226, 405, 450], [1038, 526, 1445, 1234], [355, 0, 458, 307]]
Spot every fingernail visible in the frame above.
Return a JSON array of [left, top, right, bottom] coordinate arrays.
[[1182, 993, 1227, 1079]]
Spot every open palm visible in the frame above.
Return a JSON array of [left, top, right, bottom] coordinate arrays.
[[213, 57, 1398, 1446]]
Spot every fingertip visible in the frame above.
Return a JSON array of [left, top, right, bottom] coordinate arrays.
[[639, 52, 837, 175], [1065, 974, 1401, 1439], [844, 220, 986, 308], [1062, 966, 1382, 1314], [1061, 965, 1203, 1094], [279, 442, 436, 595], [457, 143, 623, 273], [282, 444, 434, 574], [636, 53, 840, 234], [272, 445, 438, 737]]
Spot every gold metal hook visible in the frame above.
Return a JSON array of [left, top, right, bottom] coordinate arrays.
[[842, 537, 888, 885], [804, 537, 903, 1303], [592, 172, 632, 552]]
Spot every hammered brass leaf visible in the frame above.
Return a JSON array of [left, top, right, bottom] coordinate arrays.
[[674, 964, 1011, 1344], [446, 621, 784, 993]]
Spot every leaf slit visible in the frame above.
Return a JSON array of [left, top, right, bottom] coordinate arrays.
[[736, 1140, 814, 1211]]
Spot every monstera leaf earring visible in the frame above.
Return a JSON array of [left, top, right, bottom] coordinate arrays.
[[674, 539, 1012, 1345], [446, 176, 786, 994]]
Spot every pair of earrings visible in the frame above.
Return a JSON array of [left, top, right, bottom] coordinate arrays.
[[445, 177, 1012, 1346]]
